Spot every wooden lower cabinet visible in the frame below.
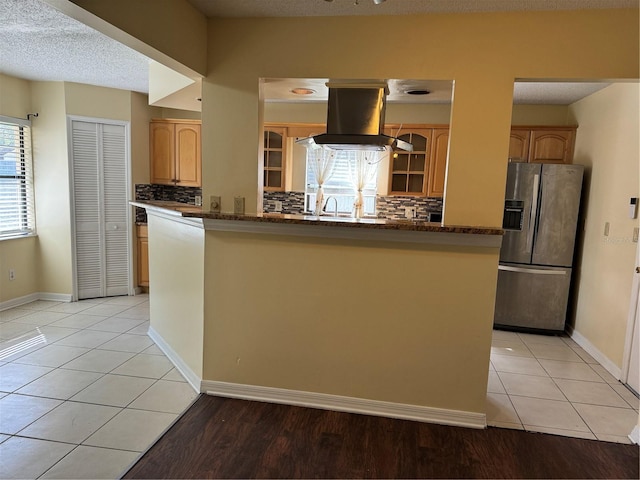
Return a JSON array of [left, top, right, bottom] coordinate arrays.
[[137, 225, 149, 288]]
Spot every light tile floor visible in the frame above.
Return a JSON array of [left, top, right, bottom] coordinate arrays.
[[487, 329, 639, 444], [0, 295, 199, 479], [2, 298, 638, 477]]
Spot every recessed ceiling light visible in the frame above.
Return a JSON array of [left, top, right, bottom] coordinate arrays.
[[291, 88, 316, 95], [405, 89, 431, 95]]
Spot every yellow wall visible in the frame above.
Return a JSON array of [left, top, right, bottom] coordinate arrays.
[[149, 215, 204, 378], [203, 9, 638, 226], [203, 232, 499, 413], [569, 83, 640, 367], [0, 75, 39, 302]]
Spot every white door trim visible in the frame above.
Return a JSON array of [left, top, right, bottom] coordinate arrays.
[[621, 240, 639, 389], [67, 115, 133, 301]]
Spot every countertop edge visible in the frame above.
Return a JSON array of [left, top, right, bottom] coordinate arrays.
[[131, 200, 504, 248]]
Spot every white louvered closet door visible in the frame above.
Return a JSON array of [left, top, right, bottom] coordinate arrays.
[[71, 120, 129, 299]]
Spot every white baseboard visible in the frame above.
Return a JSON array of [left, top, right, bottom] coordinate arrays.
[[568, 327, 622, 379], [147, 326, 201, 394], [0, 292, 73, 311], [203, 380, 487, 429], [629, 425, 639, 445]]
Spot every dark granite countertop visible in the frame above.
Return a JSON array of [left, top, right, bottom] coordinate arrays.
[[131, 200, 503, 236]]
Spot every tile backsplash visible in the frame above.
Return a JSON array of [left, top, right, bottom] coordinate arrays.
[[375, 195, 443, 220], [135, 184, 202, 223], [263, 191, 306, 214], [262, 191, 443, 220]]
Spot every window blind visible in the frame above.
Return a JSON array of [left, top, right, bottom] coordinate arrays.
[[0, 116, 35, 238]]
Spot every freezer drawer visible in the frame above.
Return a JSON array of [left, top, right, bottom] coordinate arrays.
[[494, 263, 572, 332]]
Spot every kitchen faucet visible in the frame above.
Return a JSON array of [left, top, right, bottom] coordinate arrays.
[[324, 196, 338, 216]]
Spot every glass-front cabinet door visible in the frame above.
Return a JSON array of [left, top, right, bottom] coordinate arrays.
[[388, 129, 431, 196], [263, 127, 286, 191]]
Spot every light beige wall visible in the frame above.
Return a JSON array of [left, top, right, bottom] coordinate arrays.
[[204, 232, 499, 413], [203, 9, 638, 226], [159, 107, 201, 120], [149, 215, 204, 378], [0, 74, 31, 118], [64, 82, 131, 121], [511, 105, 572, 125], [131, 92, 161, 186], [0, 75, 39, 303], [31, 82, 73, 295], [0, 237, 39, 303], [569, 83, 640, 367]]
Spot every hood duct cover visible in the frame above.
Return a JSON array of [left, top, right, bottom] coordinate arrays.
[[296, 85, 413, 152]]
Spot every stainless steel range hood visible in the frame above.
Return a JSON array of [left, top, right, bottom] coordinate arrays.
[[296, 83, 413, 152]]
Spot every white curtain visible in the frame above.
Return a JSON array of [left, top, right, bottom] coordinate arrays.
[[309, 147, 336, 216], [348, 151, 380, 218]]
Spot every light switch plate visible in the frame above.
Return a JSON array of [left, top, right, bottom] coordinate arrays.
[[210, 195, 221, 213], [234, 196, 245, 215]]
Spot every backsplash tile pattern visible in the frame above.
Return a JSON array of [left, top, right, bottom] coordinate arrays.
[[135, 184, 202, 223], [262, 191, 443, 220], [376, 195, 443, 220], [263, 191, 306, 214]]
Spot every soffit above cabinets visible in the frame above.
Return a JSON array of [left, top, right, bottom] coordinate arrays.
[[187, 0, 638, 18], [263, 78, 612, 105]]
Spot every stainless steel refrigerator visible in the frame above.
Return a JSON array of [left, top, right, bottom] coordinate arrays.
[[494, 163, 584, 332]]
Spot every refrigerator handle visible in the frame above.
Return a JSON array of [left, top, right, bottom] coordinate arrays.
[[498, 265, 567, 275], [526, 173, 540, 254]]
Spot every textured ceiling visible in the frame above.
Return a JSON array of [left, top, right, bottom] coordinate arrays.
[[187, 0, 638, 17], [0, 0, 149, 93], [0, 0, 626, 103]]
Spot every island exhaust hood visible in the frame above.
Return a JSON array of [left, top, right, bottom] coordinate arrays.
[[296, 83, 413, 152]]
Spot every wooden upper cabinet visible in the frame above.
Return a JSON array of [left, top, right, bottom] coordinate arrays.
[[175, 123, 201, 187], [508, 129, 530, 163], [150, 119, 201, 186], [150, 122, 175, 185], [528, 129, 575, 164], [388, 129, 431, 196], [428, 128, 449, 198]]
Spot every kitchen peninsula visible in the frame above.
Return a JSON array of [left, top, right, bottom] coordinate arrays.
[[133, 200, 503, 428]]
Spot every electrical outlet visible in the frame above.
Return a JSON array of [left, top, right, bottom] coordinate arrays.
[[194, 195, 202, 207], [274, 200, 283, 212], [234, 196, 245, 215], [210, 195, 221, 213], [404, 207, 416, 219], [604, 222, 610, 236], [9, 269, 15, 281], [633, 227, 639, 243]]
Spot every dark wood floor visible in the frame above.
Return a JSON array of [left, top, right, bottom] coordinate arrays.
[[124, 395, 639, 479]]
